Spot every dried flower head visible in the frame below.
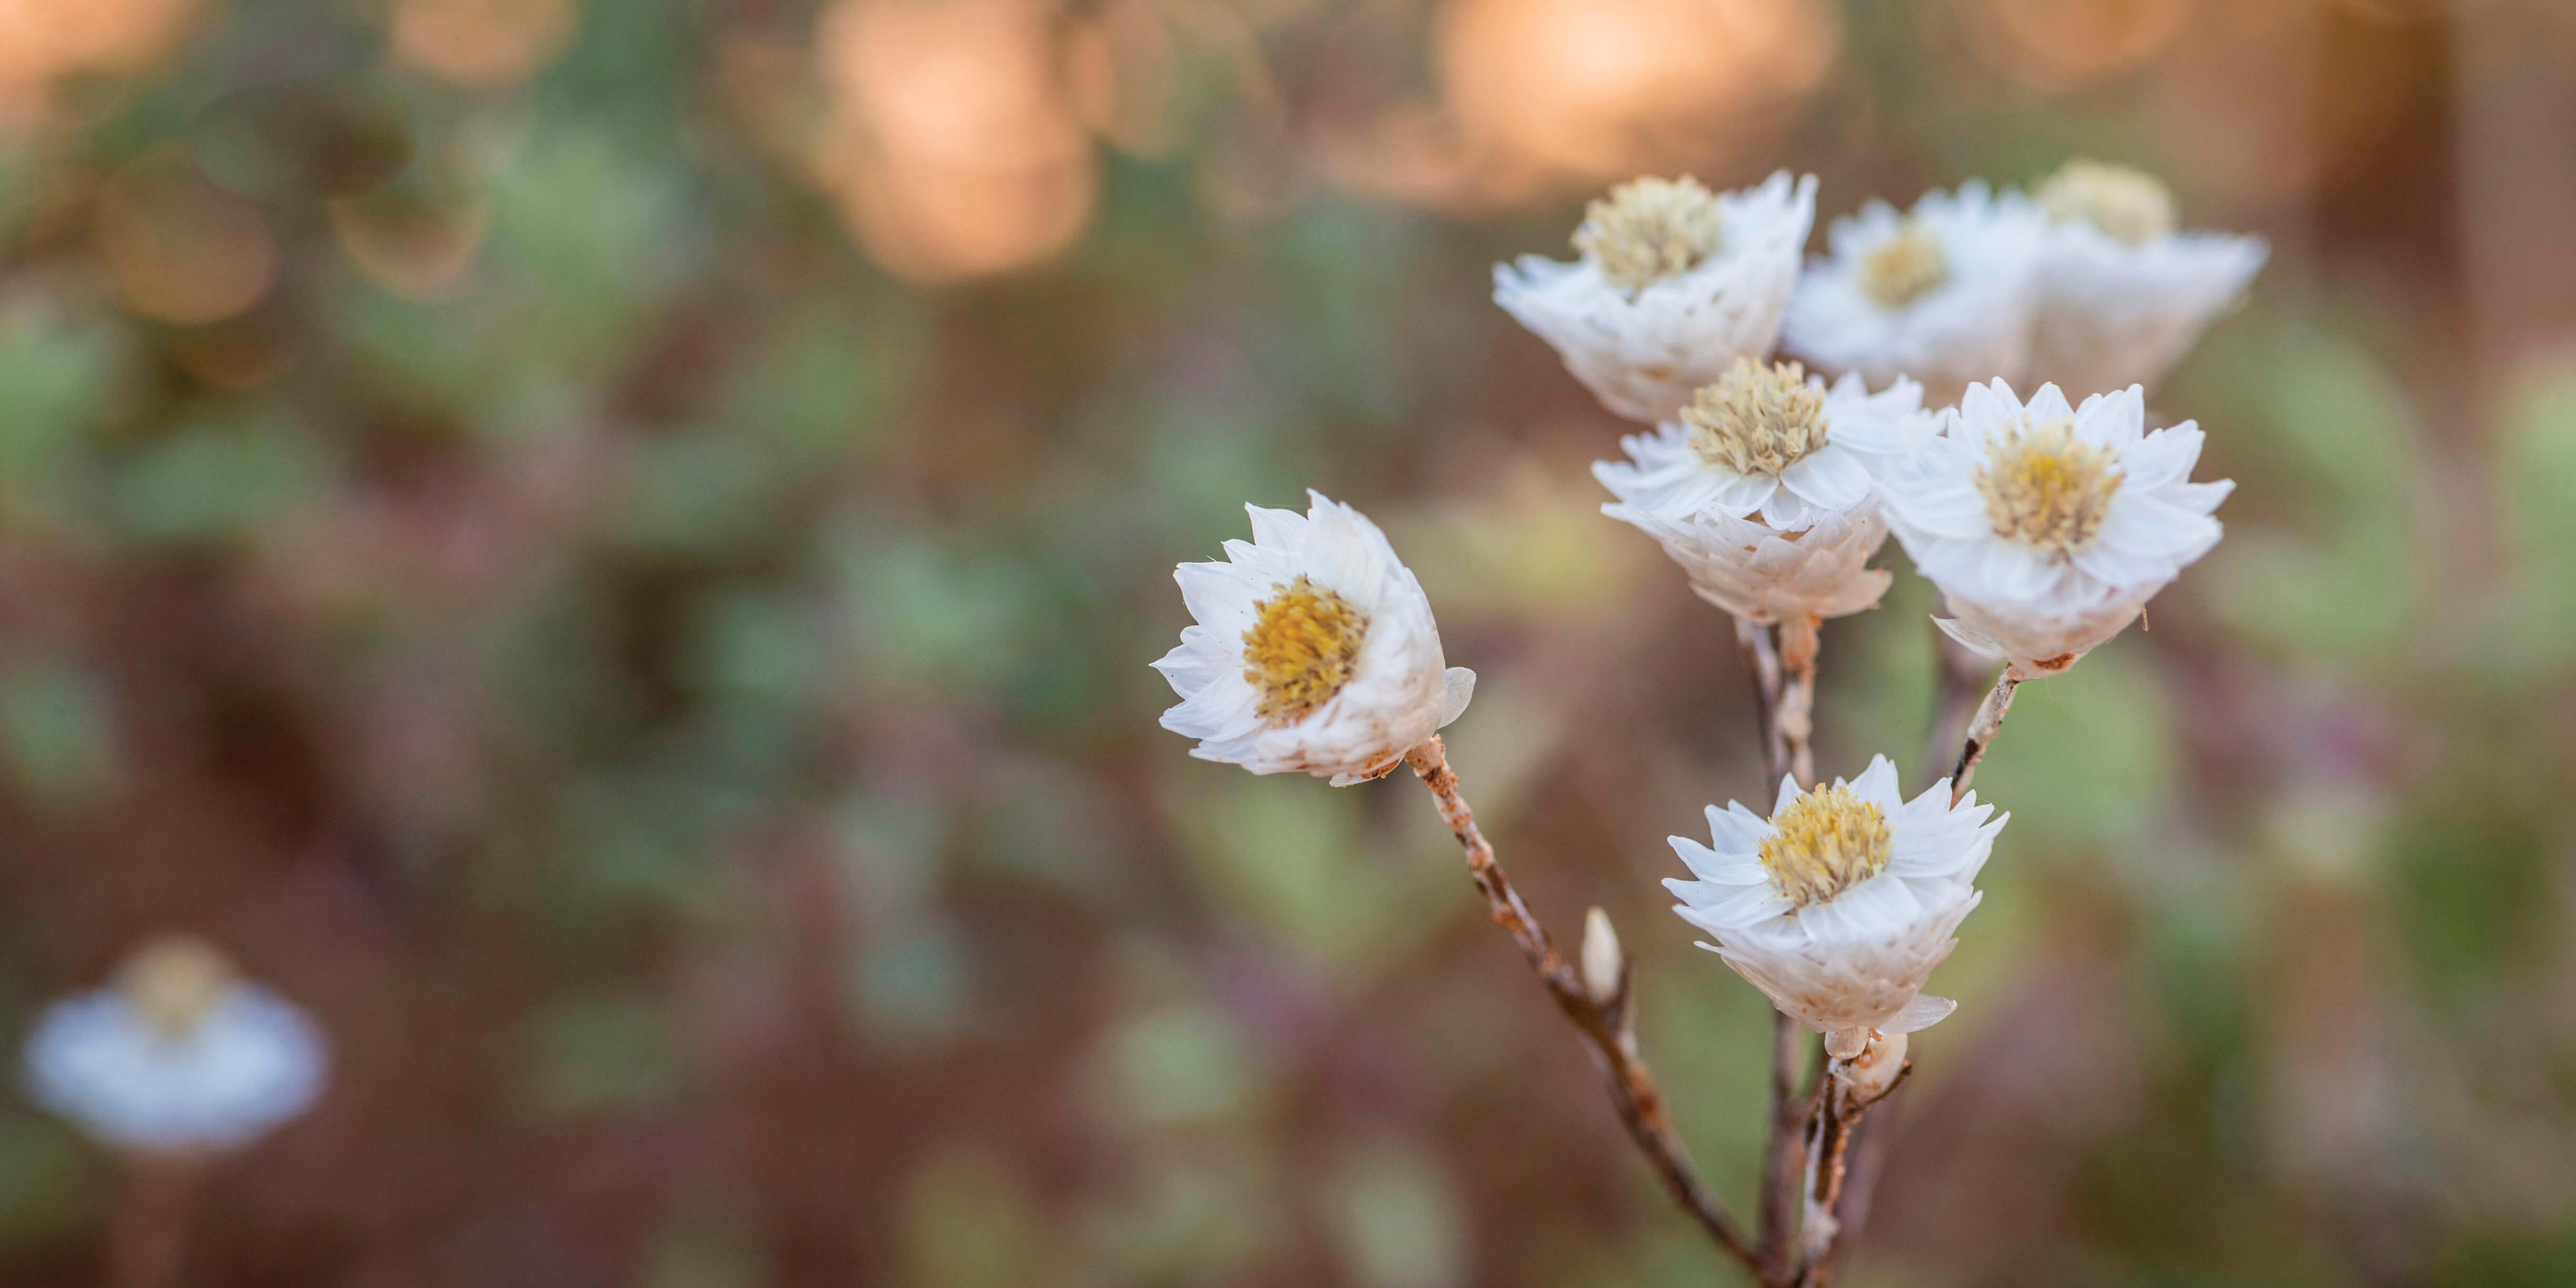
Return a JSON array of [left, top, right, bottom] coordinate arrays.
[[1879, 381, 2232, 677], [2038, 160, 2177, 246], [1976, 416, 2122, 556], [1683, 359, 1830, 477], [1242, 576, 1370, 725], [1156, 492, 1474, 783], [1668, 757, 2006, 1055], [1857, 220, 1948, 308], [1758, 782, 1891, 908], [1573, 176, 1727, 294], [1496, 171, 1816, 422]]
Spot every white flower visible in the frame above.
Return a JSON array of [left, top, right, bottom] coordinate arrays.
[[1782, 181, 2045, 408], [24, 935, 327, 1153], [1594, 361, 1921, 623], [1613, 506, 1893, 626], [1879, 380, 2232, 676], [1667, 756, 2005, 1059], [1154, 490, 1474, 784], [1495, 171, 1816, 423], [1596, 361, 1918, 530], [2027, 160, 2267, 397]]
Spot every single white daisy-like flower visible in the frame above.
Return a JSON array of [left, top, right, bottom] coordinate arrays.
[[1594, 361, 1921, 623], [1494, 171, 1817, 423], [1595, 360, 1919, 531], [1782, 181, 2045, 408], [1667, 756, 2005, 1059], [2027, 160, 2267, 397], [1154, 490, 1474, 785], [24, 934, 327, 1154], [1879, 380, 2233, 677]]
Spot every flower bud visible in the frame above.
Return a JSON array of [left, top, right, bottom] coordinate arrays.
[[1580, 907, 1624, 1010]]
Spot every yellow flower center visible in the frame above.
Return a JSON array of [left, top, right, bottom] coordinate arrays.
[[1977, 416, 2124, 555], [1684, 358, 1829, 477], [1573, 176, 1725, 294], [117, 933, 236, 1039], [1759, 783, 1893, 909], [1857, 219, 1948, 308], [1241, 576, 1368, 726], [2037, 160, 2176, 246]]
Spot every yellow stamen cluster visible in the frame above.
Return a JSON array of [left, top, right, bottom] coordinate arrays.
[[1684, 358, 1829, 477], [1759, 783, 1893, 909], [2037, 160, 2176, 246], [1573, 176, 1725, 294], [117, 933, 236, 1039], [1242, 576, 1369, 726], [1977, 416, 2124, 555], [1858, 219, 1947, 307]]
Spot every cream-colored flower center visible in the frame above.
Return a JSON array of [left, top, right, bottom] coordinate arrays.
[[1858, 219, 1948, 308], [1684, 358, 1828, 477], [1573, 176, 1725, 294], [2037, 160, 2176, 245], [117, 933, 236, 1039], [1759, 783, 1892, 909], [1242, 576, 1368, 726], [1977, 416, 2123, 555]]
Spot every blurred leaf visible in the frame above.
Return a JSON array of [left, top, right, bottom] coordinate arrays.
[[113, 410, 327, 545], [899, 1139, 1043, 1288], [0, 662, 125, 812], [1326, 1142, 1469, 1288], [1092, 1004, 1259, 1130], [518, 988, 682, 1119], [614, 431, 792, 557], [0, 1112, 109, 1256]]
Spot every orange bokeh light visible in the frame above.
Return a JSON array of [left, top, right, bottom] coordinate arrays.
[[0, 0, 197, 119], [390, 0, 581, 89], [1326, 0, 1838, 211], [815, 0, 1100, 285]]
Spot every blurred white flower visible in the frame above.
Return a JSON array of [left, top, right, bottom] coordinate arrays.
[[1782, 181, 2044, 408], [1495, 171, 1816, 422], [1595, 361, 1920, 623], [1154, 491, 1474, 785], [2028, 160, 2267, 397], [25, 935, 326, 1154], [1667, 756, 2005, 1059], [1880, 380, 2232, 677]]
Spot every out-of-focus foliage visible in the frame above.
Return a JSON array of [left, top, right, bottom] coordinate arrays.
[[0, 0, 2572, 1284]]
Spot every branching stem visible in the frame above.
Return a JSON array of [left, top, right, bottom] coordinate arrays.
[[1402, 737, 1761, 1276]]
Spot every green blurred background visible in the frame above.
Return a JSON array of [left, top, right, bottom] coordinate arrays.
[[0, 0, 2573, 1283]]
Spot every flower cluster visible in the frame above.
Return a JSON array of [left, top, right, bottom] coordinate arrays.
[[1149, 154, 2259, 1279]]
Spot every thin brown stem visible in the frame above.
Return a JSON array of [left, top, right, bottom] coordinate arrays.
[[1775, 615, 1820, 791], [1796, 1060, 1912, 1288], [110, 1151, 204, 1288], [1758, 1011, 1809, 1281], [1947, 673, 2021, 805], [1923, 620, 1995, 787], [1403, 737, 1760, 1275], [1734, 617, 1788, 789]]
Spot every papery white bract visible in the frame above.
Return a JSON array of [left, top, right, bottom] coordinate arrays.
[[25, 939, 326, 1153], [1880, 380, 2232, 676], [1154, 490, 1474, 785], [1495, 171, 1817, 423], [1596, 367, 1921, 623], [1667, 756, 2005, 1057], [1596, 367, 1918, 531], [1782, 182, 2044, 409], [1613, 507, 1893, 626], [2029, 162, 2266, 396]]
